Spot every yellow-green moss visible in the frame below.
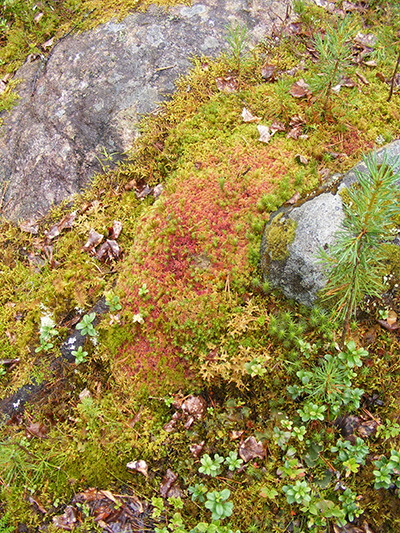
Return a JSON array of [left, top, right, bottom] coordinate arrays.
[[264, 213, 297, 262]]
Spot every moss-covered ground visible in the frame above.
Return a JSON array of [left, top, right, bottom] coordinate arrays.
[[2, 0, 400, 531]]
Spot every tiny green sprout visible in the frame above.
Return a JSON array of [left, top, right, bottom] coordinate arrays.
[[0, 365, 6, 377], [188, 483, 207, 503], [76, 312, 96, 337], [338, 488, 363, 522], [378, 308, 389, 320], [338, 340, 368, 368], [343, 457, 360, 476], [105, 293, 122, 312], [297, 402, 326, 422], [373, 457, 392, 490], [282, 480, 311, 506], [35, 339, 54, 353], [293, 425, 306, 441], [138, 283, 149, 298], [204, 489, 233, 521], [198, 453, 224, 477], [224, 451, 243, 471], [245, 358, 267, 377], [72, 346, 89, 365], [151, 496, 165, 519]]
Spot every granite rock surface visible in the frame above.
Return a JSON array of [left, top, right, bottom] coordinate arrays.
[[0, 0, 292, 221]]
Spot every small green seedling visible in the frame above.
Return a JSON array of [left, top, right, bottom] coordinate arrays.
[[282, 480, 311, 506], [138, 283, 149, 298], [198, 453, 224, 477], [72, 346, 89, 365], [204, 489, 233, 521], [338, 340, 368, 368], [105, 293, 122, 312], [188, 483, 208, 503], [76, 313, 96, 337], [224, 451, 243, 471]]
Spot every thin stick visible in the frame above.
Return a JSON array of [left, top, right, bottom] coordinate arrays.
[[154, 64, 176, 72], [0, 180, 9, 211], [388, 48, 400, 102]]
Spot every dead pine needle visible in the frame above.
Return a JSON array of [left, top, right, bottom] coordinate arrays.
[[388, 48, 400, 102]]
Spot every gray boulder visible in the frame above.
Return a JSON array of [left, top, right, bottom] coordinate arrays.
[[260, 140, 400, 307], [0, 0, 292, 222]]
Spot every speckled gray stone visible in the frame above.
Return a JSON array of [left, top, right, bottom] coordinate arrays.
[[261, 140, 400, 307], [0, 0, 293, 221]]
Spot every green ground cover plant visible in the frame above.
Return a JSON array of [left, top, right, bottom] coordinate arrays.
[[2, 1, 400, 531]]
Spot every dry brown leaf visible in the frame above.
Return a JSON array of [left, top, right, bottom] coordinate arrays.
[[230, 430, 245, 440], [163, 419, 177, 433], [34, 12, 44, 23], [257, 125, 271, 144], [52, 506, 77, 530], [160, 469, 178, 498], [42, 36, 54, 49], [377, 319, 399, 331], [108, 220, 123, 240], [83, 229, 103, 251], [96, 240, 120, 261], [289, 115, 305, 126], [127, 459, 148, 477], [361, 522, 375, 533], [387, 310, 397, 326], [135, 185, 153, 200], [181, 395, 207, 420], [285, 191, 301, 205], [29, 495, 47, 514], [125, 179, 137, 191], [153, 183, 164, 200], [238, 436, 265, 462], [358, 420, 378, 439], [261, 64, 276, 81], [295, 154, 308, 165], [287, 125, 302, 140], [356, 70, 369, 85], [215, 76, 239, 93], [355, 32, 377, 49], [47, 211, 77, 240], [26, 421, 48, 439], [290, 79, 311, 98], [184, 416, 194, 429], [99, 490, 118, 504], [270, 120, 286, 134], [241, 107, 261, 123], [19, 219, 39, 234], [342, 76, 356, 87], [189, 442, 205, 457], [376, 72, 387, 83], [342, 0, 359, 11]]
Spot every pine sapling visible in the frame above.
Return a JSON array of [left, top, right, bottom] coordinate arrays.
[[310, 15, 355, 116], [319, 150, 400, 344]]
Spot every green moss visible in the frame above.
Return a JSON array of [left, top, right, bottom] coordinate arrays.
[[383, 243, 400, 277], [264, 213, 297, 262]]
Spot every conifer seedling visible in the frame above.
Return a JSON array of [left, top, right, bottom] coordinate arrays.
[[319, 150, 400, 343], [310, 15, 355, 116]]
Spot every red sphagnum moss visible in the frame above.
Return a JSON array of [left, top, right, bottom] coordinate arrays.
[[113, 145, 290, 389]]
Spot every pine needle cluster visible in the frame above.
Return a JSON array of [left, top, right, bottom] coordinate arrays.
[[319, 150, 400, 342]]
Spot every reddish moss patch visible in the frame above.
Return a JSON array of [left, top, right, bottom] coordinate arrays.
[[112, 145, 290, 390]]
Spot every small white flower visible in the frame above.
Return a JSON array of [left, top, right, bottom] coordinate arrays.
[[132, 313, 144, 324], [376, 134, 385, 146], [40, 314, 55, 329], [90, 332, 99, 346]]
